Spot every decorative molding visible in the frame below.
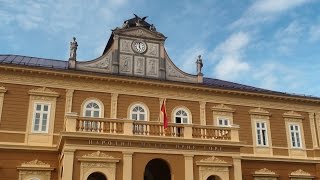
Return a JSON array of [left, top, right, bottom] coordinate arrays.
[[199, 101, 206, 125], [283, 110, 303, 119], [254, 168, 276, 175], [211, 104, 235, 112], [249, 107, 271, 116], [200, 156, 227, 163], [28, 87, 59, 97], [82, 151, 115, 159], [21, 159, 50, 168], [290, 169, 311, 176]]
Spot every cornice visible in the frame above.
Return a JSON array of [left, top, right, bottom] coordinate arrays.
[[211, 104, 235, 112], [283, 110, 303, 119], [28, 87, 59, 97], [1, 64, 320, 104], [0, 86, 7, 93], [249, 107, 271, 116]]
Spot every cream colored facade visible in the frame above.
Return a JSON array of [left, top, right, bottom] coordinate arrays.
[[0, 15, 320, 180]]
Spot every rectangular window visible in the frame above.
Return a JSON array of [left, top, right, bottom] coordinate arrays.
[[32, 103, 50, 133], [289, 124, 302, 148], [217, 118, 230, 126], [256, 121, 268, 146]]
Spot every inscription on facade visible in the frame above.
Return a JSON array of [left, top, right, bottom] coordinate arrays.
[[87, 139, 223, 152]]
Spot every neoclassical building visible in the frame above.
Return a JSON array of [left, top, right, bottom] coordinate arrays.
[[0, 15, 320, 180]]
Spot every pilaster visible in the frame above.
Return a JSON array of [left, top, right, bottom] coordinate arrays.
[[0, 86, 7, 124], [62, 149, 75, 180], [65, 89, 74, 114], [111, 93, 118, 118], [123, 152, 133, 180], [184, 154, 194, 180], [233, 157, 242, 180], [199, 101, 206, 125]]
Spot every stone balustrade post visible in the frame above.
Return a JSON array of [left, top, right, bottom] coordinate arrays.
[[184, 124, 193, 139], [123, 119, 134, 135], [65, 112, 79, 132], [231, 125, 240, 142]]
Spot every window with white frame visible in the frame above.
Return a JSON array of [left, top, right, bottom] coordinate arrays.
[[32, 103, 50, 133], [289, 124, 302, 148], [84, 100, 101, 118], [131, 105, 146, 121], [217, 117, 230, 126], [256, 121, 268, 146], [83, 100, 102, 131], [174, 108, 189, 124]]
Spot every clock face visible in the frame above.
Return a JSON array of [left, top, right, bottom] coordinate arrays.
[[132, 40, 147, 53]]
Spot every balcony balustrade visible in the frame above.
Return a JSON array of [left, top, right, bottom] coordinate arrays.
[[65, 113, 239, 142]]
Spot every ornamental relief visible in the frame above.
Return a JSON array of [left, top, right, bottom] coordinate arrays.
[[119, 54, 133, 74], [120, 39, 134, 53], [146, 58, 159, 77], [87, 54, 112, 71], [254, 168, 276, 175], [249, 107, 271, 116], [81, 162, 115, 168], [121, 29, 160, 39], [28, 87, 59, 97], [283, 110, 303, 119], [211, 104, 235, 112], [290, 169, 311, 176], [145, 43, 159, 57], [134, 56, 145, 75]]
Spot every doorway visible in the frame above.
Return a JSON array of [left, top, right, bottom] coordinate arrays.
[[87, 172, 107, 180], [144, 158, 171, 180], [207, 175, 221, 180]]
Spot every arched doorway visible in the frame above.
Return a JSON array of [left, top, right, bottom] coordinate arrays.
[[207, 175, 221, 180], [87, 172, 107, 180], [144, 159, 171, 180]]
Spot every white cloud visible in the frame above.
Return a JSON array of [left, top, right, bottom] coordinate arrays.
[[253, 62, 301, 91], [231, 0, 313, 28], [211, 32, 250, 80], [309, 24, 320, 42], [274, 21, 304, 54]]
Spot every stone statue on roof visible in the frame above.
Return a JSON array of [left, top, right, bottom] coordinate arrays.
[[69, 37, 78, 60], [196, 55, 203, 75]]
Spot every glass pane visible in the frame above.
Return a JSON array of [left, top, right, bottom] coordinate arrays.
[[295, 125, 298, 131], [224, 120, 228, 125], [219, 119, 223, 125], [256, 123, 260, 128], [34, 118, 40, 131], [35, 113, 40, 119], [140, 114, 145, 120], [140, 108, 145, 112], [42, 113, 47, 120], [182, 111, 187, 116], [93, 111, 100, 117], [132, 114, 137, 120], [86, 103, 92, 108], [261, 123, 265, 128], [93, 103, 99, 109], [133, 107, 138, 112], [183, 118, 188, 123], [43, 105, 48, 111], [290, 125, 294, 131], [85, 110, 91, 117], [36, 104, 41, 111], [176, 110, 181, 116], [41, 123, 46, 131]]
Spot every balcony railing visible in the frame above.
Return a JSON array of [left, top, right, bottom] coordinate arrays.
[[65, 113, 239, 142]]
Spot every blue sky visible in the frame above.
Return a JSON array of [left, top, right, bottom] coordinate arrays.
[[1, 0, 320, 96]]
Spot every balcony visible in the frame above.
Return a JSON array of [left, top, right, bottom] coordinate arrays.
[[65, 113, 240, 142]]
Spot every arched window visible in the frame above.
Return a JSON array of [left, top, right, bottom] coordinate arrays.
[[174, 108, 190, 124], [29, 178, 41, 180], [130, 104, 148, 121], [81, 99, 104, 132], [83, 100, 102, 118]]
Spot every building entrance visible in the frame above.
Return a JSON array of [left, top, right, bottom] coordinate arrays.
[[207, 175, 221, 180], [144, 158, 171, 180], [87, 172, 107, 180]]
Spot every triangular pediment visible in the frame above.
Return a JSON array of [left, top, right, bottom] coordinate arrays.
[[114, 27, 166, 40]]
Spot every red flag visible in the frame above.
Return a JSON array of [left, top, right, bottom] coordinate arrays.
[[161, 100, 168, 129]]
